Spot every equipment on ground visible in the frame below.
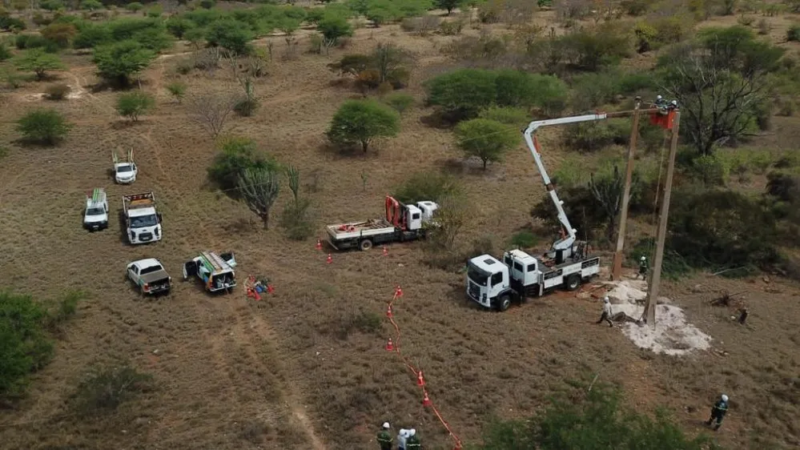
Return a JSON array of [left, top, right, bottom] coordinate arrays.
[[83, 188, 109, 231], [126, 258, 171, 296], [325, 196, 438, 251], [112, 148, 137, 184], [122, 192, 162, 245], [183, 251, 237, 293]]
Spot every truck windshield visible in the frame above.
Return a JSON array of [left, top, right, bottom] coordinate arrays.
[[467, 266, 488, 286], [140, 265, 163, 275], [118, 165, 133, 173], [87, 207, 104, 215], [131, 214, 158, 228]]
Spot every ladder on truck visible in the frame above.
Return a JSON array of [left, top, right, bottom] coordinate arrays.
[[200, 251, 230, 274], [88, 188, 104, 203], [124, 192, 156, 209]]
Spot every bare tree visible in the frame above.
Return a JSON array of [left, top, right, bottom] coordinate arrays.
[[427, 194, 468, 252], [238, 167, 281, 230], [589, 165, 639, 242], [186, 92, 237, 139]]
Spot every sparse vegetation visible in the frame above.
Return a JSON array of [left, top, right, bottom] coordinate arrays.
[[45, 83, 71, 100], [0, 292, 53, 398], [16, 109, 72, 145], [166, 81, 187, 103], [72, 364, 153, 415]]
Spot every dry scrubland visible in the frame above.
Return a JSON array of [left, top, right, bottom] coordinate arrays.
[[1, 1, 800, 449]]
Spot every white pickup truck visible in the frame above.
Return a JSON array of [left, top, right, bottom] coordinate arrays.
[[126, 258, 172, 296], [183, 251, 237, 293], [83, 188, 109, 231], [123, 192, 162, 245], [326, 196, 438, 251], [112, 149, 137, 184]]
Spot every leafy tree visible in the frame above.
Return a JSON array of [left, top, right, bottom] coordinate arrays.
[[15, 47, 65, 78], [366, 0, 401, 26], [476, 379, 717, 450], [659, 26, 784, 155], [93, 40, 156, 86], [73, 24, 112, 49], [0, 292, 53, 398], [327, 99, 400, 152], [208, 136, 276, 191], [116, 91, 155, 122], [238, 166, 281, 229], [454, 118, 518, 169], [478, 106, 529, 126], [80, 0, 103, 10], [436, 0, 466, 15], [166, 17, 194, 39], [205, 19, 255, 54], [425, 68, 497, 120], [494, 70, 567, 115], [16, 109, 72, 145], [318, 16, 353, 43], [393, 171, 461, 203], [41, 23, 78, 49]]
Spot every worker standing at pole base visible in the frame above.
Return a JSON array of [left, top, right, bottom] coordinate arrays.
[[377, 423, 393, 450], [406, 429, 421, 449], [705, 394, 729, 430], [637, 256, 648, 281]]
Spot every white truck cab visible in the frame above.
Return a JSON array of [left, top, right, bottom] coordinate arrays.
[[123, 192, 162, 245], [113, 149, 137, 184], [83, 188, 109, 231]]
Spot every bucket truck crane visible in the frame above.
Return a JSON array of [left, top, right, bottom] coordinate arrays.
[[465, 102, 677, 312]]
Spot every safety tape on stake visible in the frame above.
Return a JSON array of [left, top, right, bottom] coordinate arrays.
[[385, 286, 463, 450]]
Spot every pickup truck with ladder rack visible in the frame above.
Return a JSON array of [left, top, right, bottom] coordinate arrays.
[[326, 196, 438, 251], [467, 102, 677, 311], [183, 251, 237, 293]]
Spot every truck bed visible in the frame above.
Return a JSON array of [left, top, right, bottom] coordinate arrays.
[[326, 219, 395, 240]]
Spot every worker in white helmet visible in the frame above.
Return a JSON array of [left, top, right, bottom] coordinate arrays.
[[377, 422, 392, 450], [397, 427, 411, 450], [596, 296, 613, 327], [637, 256, 648, 281], [706, 394, 729, 430]]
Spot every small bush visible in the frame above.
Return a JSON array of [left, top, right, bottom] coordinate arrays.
[[72, 364, 153, 415], [165, 81, 186, 103], [16, 109, 72, 145], [687, 153, 729, 186], [393, 171, 462, 204], [0, 44, 12, 62], [478, 106, 529, 126], [381, 92, 414, 114], [336, 310, 383, 339], [234, 98, 259, 117], [510, 230, 539, 249], [788, 25, 800, 42], [116, 91, 155, 122], [45, 290, 85, 331], [439, 19, 463, 36], [125, 2, 143, 12], [0, 291, 54, 397], [45, 83, 71, 100], [400, 15, 440, 34], [208, 136, 276, 191], [280, 199, 314, 240], [620, 0, 649, 16]]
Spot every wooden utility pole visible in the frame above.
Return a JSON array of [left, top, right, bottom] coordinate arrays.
[[642, 111, 681, 326], [611, 98, 642, 280]]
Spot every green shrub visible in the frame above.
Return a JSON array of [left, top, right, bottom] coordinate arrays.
[[563, 121, 620, 152], [14, 49, 66, 81], [125, 2, 144, 12], [559, 23, 632, 71], [788, 25, 800, 42], [45, 83, 71, 100], [326, 99, 400, 153], [15, 34, 60, 53], [425, 68, 497, 120], [73, 24, 113, 49], [166, 81, 187, 103], [509, 230, 539, 249], [381, 92, 414, 114], [207, 136, 276, 191], [80, 0, 103, 11], [280, 198, 314, 240], [0, 44, 11, 62], [72, 364, 153, 415], [393, 171, 461, 204], [0, 291, 54, 397], [495, 70, 567, 115], [116, 91, 155, 122], [205, 19, 254, 55], [455, 118, 518, 170], [234, 97, 259, 117], [41, 23, 78, 49], [318, 16, 353, 43], [93, 40, 156, 86], [16, 109, 72, 145], [40, 0, 64, 11], [45, 290, 85, 330], [620, 0, 649, 16], [0, 16, 26, 32], [478, 106, 529, 126]]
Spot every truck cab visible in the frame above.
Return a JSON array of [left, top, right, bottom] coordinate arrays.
[[466, 255, 511, 311], [123, 193, 162, 245], [83, 188, 109, 231]]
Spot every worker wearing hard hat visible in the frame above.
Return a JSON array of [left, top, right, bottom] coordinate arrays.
[[637, 256, 648, 281], [406, 429, 421, 449], [596, 297, 613, 327], [706, 394, 729, 430], [377, 422, 392, 450], [397, 427, 411, 450]]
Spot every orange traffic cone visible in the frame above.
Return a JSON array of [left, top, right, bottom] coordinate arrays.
[[382, 245, 388, 256], [316, 239, 322, 250], [385, 338, 394, 352], [326, 253, 332, 264], [422, 391, 432, 407], [417, 370, 425, 386], [267, 284, 275, 294], [386, 304, 393, 318], [395, 285, 403, 298]]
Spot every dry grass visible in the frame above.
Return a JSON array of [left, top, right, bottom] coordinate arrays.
[[1, 8, 800, 450]]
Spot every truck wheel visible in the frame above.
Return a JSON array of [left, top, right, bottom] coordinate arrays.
[[565, 274, 581, 291], [497, 295, 511, 312], [358, 239, 373, 251]]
